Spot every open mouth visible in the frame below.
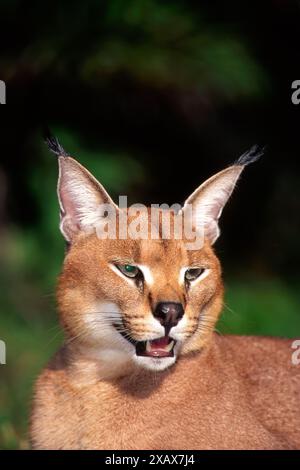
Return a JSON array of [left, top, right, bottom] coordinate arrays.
[[114, 325, 176, 358], [135, 336, 176, 358]]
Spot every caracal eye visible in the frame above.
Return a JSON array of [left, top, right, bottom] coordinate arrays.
[[185, 267, 205, 282], [117, 264, 140, 278]]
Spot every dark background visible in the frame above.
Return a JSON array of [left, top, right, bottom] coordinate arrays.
[[0, 0, 300, 449]]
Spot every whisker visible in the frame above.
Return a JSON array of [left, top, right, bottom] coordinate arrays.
[[223, 302, 239, 317], [86, 319, 138, 344]]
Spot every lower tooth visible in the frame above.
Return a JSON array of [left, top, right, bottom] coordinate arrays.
[[165, 340, 174, 352], [146, 341, 151, 352]]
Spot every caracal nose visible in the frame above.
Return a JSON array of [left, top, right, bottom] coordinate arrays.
[[153, 302, 184, 335]]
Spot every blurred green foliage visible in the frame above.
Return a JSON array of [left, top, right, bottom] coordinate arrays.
[[1, 0, 266, 100]]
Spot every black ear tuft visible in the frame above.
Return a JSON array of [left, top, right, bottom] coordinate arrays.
[[235, 145, 266, 166], [43, 127, 69, 157]]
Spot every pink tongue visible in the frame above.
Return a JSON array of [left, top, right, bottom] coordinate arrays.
[[150, 336, 169, 349]]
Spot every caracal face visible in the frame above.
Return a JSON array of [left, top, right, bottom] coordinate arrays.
[[58, 217, 222, 372], [49, 136, 263, 372]]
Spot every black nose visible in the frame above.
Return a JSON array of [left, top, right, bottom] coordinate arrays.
[[153, 302, 184, 334]]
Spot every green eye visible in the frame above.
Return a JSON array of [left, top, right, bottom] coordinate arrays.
[[117, 264, 140, 278], [185, 268, 205, 282]]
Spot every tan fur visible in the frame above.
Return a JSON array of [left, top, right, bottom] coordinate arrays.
[[30, 155, 300, 449], [31, 335, 300, 449]]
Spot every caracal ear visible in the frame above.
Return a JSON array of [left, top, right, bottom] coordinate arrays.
[[46, 135, 118, 242], [180, 146, 265, 245]]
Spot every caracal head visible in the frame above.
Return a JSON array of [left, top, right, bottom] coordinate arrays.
[[47, 136, 263, 374]]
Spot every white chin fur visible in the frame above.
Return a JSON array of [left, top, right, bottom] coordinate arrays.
[[133, 354, 176, 371]]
